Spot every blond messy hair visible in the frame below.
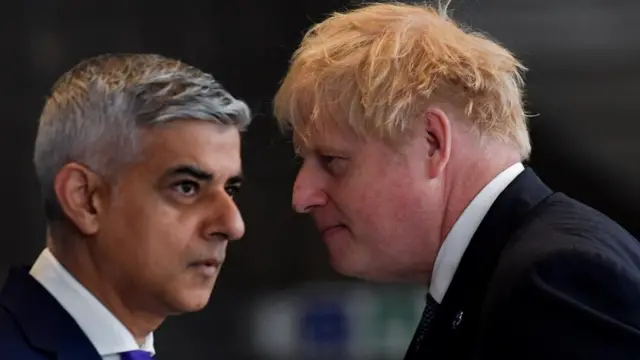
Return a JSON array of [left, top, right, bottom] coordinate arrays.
[[273, 1, 531, 159]]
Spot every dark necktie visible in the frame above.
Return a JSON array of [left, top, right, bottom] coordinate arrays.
[[415, 293, 439, 342], [405, 293, 440, 358], [120, 350, 154, 360]]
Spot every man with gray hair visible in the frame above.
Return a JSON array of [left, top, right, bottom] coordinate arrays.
[[0, 53, 251, 359]]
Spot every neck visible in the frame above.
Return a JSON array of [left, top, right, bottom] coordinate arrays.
[[48, 231, 163, 346], [438, 151, 520, 246]]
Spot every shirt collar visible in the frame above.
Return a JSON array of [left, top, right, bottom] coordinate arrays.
[[429, 162, 525, 303], [29, 248, 155, 356]]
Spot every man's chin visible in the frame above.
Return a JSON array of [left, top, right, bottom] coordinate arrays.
[[328, 254, 371, 280], [166, 288, 215, 314], [329, 256, 406, 283]]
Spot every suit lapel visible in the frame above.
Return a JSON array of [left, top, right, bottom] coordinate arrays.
[[0, 267, 102, 360], [405, 168, 553, 359]]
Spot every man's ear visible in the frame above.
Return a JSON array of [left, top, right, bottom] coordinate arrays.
[[53, 163, 106, 235], [422, 107, 452, 179]]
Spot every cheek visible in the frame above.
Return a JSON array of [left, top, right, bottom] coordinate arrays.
[[104, 193, 195, 263], [356, 191, 414, 233], [342, 172, 425, 237]]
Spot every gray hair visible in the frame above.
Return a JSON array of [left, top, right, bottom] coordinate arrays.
[[34, 53, 252, 222]]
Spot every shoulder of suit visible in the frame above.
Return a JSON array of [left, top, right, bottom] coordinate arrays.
[[0, 307, 39, 358], [489, 191, 640, 294]]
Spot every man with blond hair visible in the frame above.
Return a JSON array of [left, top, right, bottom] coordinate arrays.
[[0, 54, 250, 359], [274, 2, 640, 359]]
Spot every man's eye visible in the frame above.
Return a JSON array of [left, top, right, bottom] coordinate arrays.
[[319, 155, 337, 167], [319, 155, 345, 173], [173, 181, 199, 196], [225, 185, 240, 198]]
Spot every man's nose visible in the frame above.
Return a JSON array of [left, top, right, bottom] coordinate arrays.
[[292, 164, 328, 213], [206, 193, 245, 241]]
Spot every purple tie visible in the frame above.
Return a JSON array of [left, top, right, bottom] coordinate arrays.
[[120, 350, 154, 360]]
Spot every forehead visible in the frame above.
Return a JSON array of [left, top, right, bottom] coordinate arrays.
[[136, 120, 241, 177], [293, 123, 360, 155], [294, 126, 416, 174]]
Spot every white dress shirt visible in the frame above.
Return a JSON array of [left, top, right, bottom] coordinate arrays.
[[29, 248, 155, 359], [429, 162, 525, 303]]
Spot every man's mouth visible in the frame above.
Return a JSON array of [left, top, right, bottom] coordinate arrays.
[[189, 258, 222, 276], [320, 224, 347, 238]]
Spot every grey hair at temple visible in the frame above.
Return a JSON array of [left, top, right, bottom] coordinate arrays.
[[33, 53, 252, 221]]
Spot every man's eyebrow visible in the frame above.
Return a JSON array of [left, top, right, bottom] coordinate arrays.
[[165, 165, 244, 185], [226, 173, 243, 185], [165, 165, 214, 182], [312, 144, 347, 155]]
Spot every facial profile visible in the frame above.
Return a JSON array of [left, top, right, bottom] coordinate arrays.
[[292, 121, 445, 283]]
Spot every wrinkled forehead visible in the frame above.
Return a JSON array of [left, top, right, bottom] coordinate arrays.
[[290, 120, 361, 156], [282, 81, 360, 149]]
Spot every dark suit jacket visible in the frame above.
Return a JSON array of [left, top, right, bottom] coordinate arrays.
[[405, 168, 640, 359], [0, 267, 102, 360]]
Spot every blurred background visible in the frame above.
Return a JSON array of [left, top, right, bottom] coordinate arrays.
[[0, 0, 638, 359]]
